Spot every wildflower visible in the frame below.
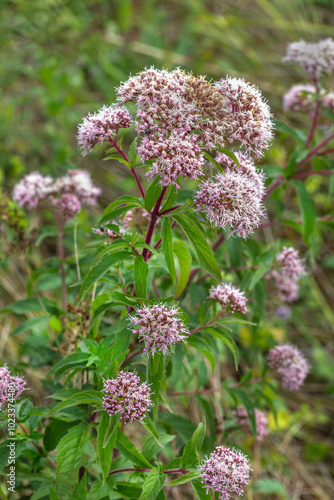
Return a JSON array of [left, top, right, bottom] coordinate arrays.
[[215, 77, 273, 156], [199, 446, 251, 500], [12, 172, 55, 209], [271, 246, 305, 302], [267, 344, 309, 390], [0, 365, 26, 411], [138, 132, 204, 187], [209, 283, 247, 314], [128, 303, 189, 356], [102, 371, 153, 424], [283, 38, 334, 79], [194, 171, 266, 238], [216, 152, 266, 200], [234, 405, 268, 441], [283, 84, 318, 112], [65, 170, 101, 205], [77, 104, 133, 155], [52, 194, 81, 220]]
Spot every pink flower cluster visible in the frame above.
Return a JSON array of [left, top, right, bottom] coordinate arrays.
[[283, 84, 318, 112], [194, 171, 266, 238], [13, 170, 101, 222], [209, 283, 248, 314], [77, 104, 133, 155], [234, 405, 268, 441], [283, 38, 334, 79], [115, 67, 272, 187], [199, 446, 251, 500], [215, 77, 273, 156], [123, 207, 150, 233], [0, 365, 26, 411], [216, 152, 266, 201], [267, 344, 309, 391], [102, 371, 152, 424], [128, 303, 189, 356], [92, 226, 125, 241], [271, 246, 305, 302]]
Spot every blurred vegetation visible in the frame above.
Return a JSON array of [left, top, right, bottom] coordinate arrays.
[[1, 1, 334, 499]]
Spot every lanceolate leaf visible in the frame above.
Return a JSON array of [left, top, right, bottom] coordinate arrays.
[[79, 251, 130, 300], [139, 468, 166, 500], [144, 177, 162, 212], [48, 391, 102, 416], [181, 420, 206, 468], [97, 413, 119, 482], [116, 430, 153, 468], [161, 218, 176, 283], [173, 241, 192, 298], [203, 328, 239, 370], [134, 255, 149, 298], [293, 180, 317, 241], [173, 214, 221, 282]]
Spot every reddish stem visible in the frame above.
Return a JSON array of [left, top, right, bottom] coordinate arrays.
[[17, 421, 57, 469], [143, 187, 168, 261], [121, 350, 142, 367], [159, 204, 183, 216], [146, 222, 177, 260], [113, 141, 145, 199], [292, 169, 334, 180]]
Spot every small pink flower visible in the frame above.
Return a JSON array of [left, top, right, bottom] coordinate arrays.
[[12, 172, 55, 208], [92, 226, 125, 241], [77, 104, 132, 155], [283, 84, 318, 112], [102, 371, 152, 424], [283, 38, 334, 79], [199, 446, 251, 500], [271, 246, 305, 302], [129, 303, 189, 356], [268, 344, 309, 391], [209, 283, 247, 314], [0, 365, 27, 411], [234, 405, 268, 441], [52, 193, 81, 220], [194, 171, 266, 238]]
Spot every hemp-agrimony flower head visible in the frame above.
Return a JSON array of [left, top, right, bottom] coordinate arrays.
[[283, 84, 318, 112], [209, 283, 248, 314], [216, 151, 266, 200], [0, 365, 27, 411], [12, 172, 55, 209], [267, 344, 309, 391], [215, 77, 273, 156], [77, 104, 133, 155], [271, 246, 305, 302], [129, 303, 189, 356], [194, 171, 266, 238], [199, 446, 251, 500], [234, 405, 268, 441], [283, 38, 334, 79], [102, 371, 152, 424]]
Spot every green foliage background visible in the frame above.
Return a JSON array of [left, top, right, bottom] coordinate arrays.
[[1, 1, 334, 499]]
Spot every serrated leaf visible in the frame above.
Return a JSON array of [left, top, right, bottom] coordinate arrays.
[[181, 421, 206, 468], [173, 214, 221, 282], [161, 218, 176, 283], [116, 430, 153, 468], [144, 177, 162, 212], [48, 391, 102, 416], [79, 251, 130, 300], [148, 353, 164, 403], [97, 413, 119, 482], [73, 473, 87, 500], [56, 423, 90, 495], [167, 471, 201, 487], [139, 468, 165, 500], [134, 255, 149, 298], [173, 241, 192, 299]]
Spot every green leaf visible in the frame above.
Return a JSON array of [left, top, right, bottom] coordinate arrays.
[[49, 353, 91, 379], [129, 137, 140, 166], [228, 388, 256, 437], [139, 468, 165, 500], [97, 413, 119, 482], [167, 472, 201, 487], [216, 147, 240, 166], [173, 241, 192, 298], [161, 218, 176, 283], [73, 473, 87, 500], [48, 391, 102, 416], [134, 255, 149, 298], [99, 204, 140, 225], [181, 420, 206, 468], [242, 248, 274, 290], [274, 120, 306, 145], [173, 214, 221, 282], [79, 251, 130, 300], [204, 328, 239, 370], [116, 430, 153, 468], [142, 417, 163, 448], [56, 423, 90, 495], [188, 336, 215, 374], [160, 185, 177, 212], [204, 152, 225, 174], [284, 149, 309, 178], [10, 316, 49, 337], [148, 353, 164, 403], [160, 199, 193, 217], [114, 481, 142, 499], [144, 177, 162, 212], [43, 419, 74, 452], [191, 478, 211, 499], [293, 180, 317, 241], [35, 226, 58, 246], [253, 478, 285, 495]]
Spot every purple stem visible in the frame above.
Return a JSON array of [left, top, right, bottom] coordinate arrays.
[[113, 141, 145, 199], [143, 187, 168, 261]]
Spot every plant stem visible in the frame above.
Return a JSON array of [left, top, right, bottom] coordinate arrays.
[[292, 169, 334, 180], [74, 222, 81, 281], [109, 467, 190, 476], [121, 350, 142, 367], [146, 221, 177, 260], [56, 219, 67, 311], [113, 141, 145, 198], [189, 313, 223, 334], [143, 186, 168, 261], [159, 204, 183, 216]]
